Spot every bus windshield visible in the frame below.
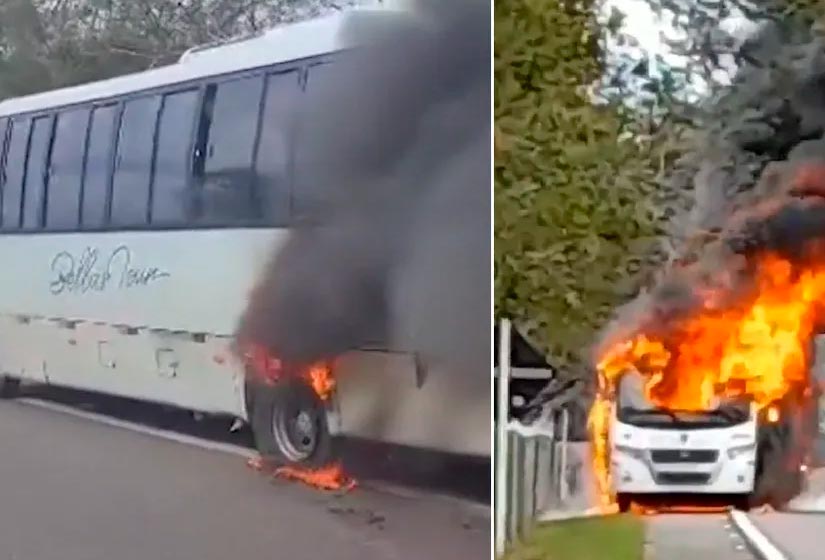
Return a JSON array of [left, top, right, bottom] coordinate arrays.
[[616, 372, 751, 428]]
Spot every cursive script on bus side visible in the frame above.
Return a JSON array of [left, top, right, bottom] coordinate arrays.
[[50, 245, 170, 295]]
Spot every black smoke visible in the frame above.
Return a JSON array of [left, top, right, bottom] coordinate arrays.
[[235, 0, 490, 377]]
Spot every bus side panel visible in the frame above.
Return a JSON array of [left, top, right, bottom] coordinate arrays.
[[334, 351, 490, 457], [0, 229, 285, 336], [0, 229, 280, 416]]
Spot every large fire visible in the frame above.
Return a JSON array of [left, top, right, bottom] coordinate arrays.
[[589, 249, 825, 508]]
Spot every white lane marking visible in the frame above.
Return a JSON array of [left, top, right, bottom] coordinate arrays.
[[18, 397, 491, 515], [729, 509, 788, 560], [19, 397, 257, 459]]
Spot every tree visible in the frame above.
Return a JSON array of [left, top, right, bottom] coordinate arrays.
[[0, 0, 368, 100], [494, 0, 675, 375]]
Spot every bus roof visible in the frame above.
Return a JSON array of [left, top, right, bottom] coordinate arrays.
[[0, 9, 385, 118]]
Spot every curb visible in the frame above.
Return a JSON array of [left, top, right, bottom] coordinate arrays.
[[728, 510, 788, 560], [537, 508, 614, 522]]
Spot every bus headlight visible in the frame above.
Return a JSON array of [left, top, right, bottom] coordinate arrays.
[[614, 445, 646, 461], [727, 443, 756, 460]]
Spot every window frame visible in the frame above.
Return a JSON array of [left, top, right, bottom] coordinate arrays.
[[0, 117, 10, 226]]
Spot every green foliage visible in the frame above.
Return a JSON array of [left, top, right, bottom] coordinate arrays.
[[495, 0, 669, 371], [502, 514, 645, 560], [0, 0, 363, 101]]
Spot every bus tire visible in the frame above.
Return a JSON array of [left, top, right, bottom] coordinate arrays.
[[616, 493, 632, 513], [249, 377, 335, 469], [732, 495, 751, 512], [768, 467, 803, 510], [0, 375, 20, 399]]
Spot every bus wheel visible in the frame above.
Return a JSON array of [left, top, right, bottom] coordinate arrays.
[[0, 375, 20, 399], [616, 493, 632, 513], [732, 495, 751, 512], [250, 377, 334, 469]]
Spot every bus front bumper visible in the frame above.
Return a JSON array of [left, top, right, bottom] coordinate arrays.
[[611, 446, 756, 494]]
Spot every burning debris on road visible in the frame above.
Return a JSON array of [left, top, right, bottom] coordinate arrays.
[[247, 456, 357, 492]]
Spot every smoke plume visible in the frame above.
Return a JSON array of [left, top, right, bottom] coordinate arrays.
[[596, 14, 825, 363], [235, 0, 490, 377]]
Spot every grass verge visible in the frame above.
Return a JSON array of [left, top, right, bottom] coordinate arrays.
[[502, 514, 645, 560]]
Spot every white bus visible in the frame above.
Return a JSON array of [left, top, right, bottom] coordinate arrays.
[[0, 8, 489, 480], [610, 372, 758, 511], [609, 368, 818, 511]]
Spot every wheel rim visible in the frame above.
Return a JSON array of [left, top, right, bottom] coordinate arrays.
[[273, 405, 319, 462]]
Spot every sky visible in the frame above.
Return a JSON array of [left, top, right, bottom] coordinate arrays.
[[603, 0, 760, 99]]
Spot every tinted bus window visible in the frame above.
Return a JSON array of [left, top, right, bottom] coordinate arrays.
[[22, 116, 53, 229], [199, 75, 264, 223], [47, 108, 89, 229], [293, 62, 342, 220], [255, 71, 299, 226], [111, 95, 161, 226], [151, 89, 198, 225], [2, 118, 31, 229], [82, 104, 117, 227]]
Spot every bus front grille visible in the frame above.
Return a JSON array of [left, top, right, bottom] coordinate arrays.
[[650, 449, 718, 463], [655, 472, 712, 485]]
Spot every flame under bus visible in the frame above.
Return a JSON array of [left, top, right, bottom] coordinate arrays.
[[0, 7, 489, 489]]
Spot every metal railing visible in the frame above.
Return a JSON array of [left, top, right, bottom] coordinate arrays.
[[495, 319, 576, 556]]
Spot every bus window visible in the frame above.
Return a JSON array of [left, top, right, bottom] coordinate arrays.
[[111, 95, 161, 226], [1, 119, 28, 229], [22, 115, 53, 230], [151, 89, 198, 225], [198, 75, 264, 224], [46, 108, 89, 229], [292, 62, 343, 220], [82, 104, 117, 228], [2, 118, 31, 230], [254, 70, 300, 226]]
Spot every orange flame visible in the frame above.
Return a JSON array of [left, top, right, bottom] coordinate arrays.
[[241, 346, 350, 491], [307, 363, 335, 401], [274, 462, 357, 492], [247, 457, 357, 491], [590, 252, 825, 507], [241, 343, 336, 401]]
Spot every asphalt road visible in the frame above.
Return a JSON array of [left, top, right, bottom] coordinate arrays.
[[0, 401, 489, 560], [645, 513, 754, 560], [744, 467, 825, 560], [748, 512, 825, 560]]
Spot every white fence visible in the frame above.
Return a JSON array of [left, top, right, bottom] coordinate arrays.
[[494, 320, 595, 556]]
